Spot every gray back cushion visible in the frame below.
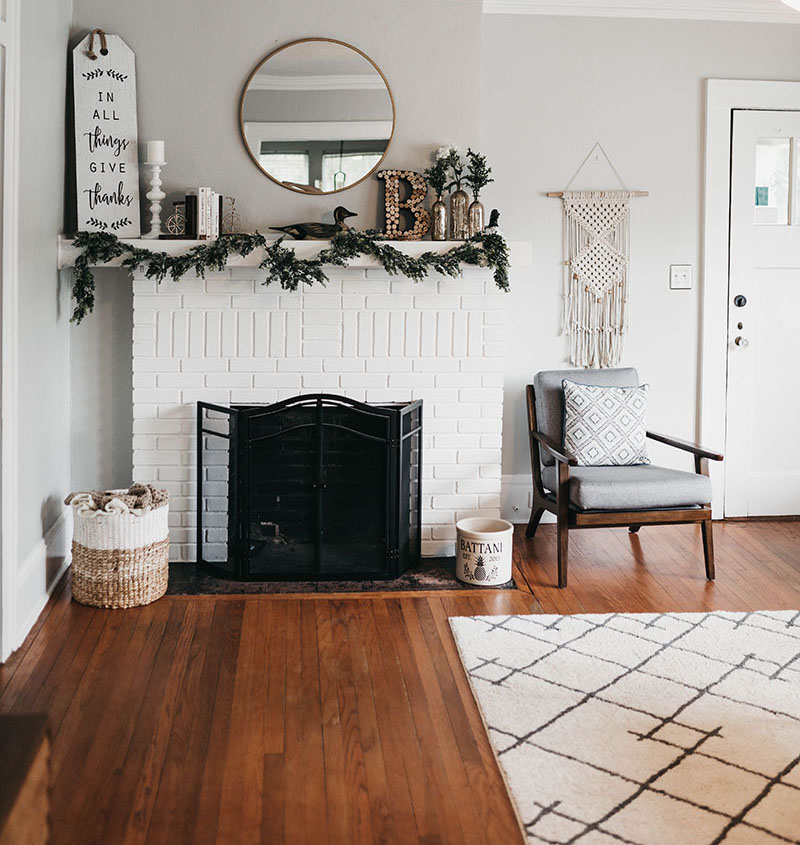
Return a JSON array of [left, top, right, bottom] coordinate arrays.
[[532, 368, 640, 466]]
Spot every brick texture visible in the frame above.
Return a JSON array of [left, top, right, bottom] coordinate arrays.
[[132, 269, 505, 561]]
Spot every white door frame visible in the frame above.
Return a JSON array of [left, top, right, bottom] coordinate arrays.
[[701, 79, 800, 519], [0, 0, 21, 662]]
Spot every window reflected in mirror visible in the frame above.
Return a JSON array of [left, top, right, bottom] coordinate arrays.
[[241, 39, 394, 195]]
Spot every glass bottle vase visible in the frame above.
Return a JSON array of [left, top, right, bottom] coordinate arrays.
[[431, 198, 447, 241], [450, 188, 469, 240], [468, 199, 485, 238]]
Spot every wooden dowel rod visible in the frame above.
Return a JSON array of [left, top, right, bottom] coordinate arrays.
[[546, 191, 649, 197]]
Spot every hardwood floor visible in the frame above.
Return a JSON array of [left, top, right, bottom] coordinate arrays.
[[1, 520, 799, 843]]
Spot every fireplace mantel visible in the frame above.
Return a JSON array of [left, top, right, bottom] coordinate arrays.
[[57, 235, 532, 271]]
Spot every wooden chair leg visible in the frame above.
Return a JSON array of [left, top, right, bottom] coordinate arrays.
[[629, 525, 641, 534], [556, 461, 570, 588], [701, 518, 715, 580], [557, 516, 569, 588], [526, 506, 545, 539]]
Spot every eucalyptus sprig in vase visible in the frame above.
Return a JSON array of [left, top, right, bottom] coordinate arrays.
[[465, 148, 494, 238], [441, 146, 469, 240], [424, 153, 450, 241]]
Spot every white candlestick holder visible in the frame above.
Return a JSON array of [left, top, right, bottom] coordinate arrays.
[[142, 160, 167, 239]]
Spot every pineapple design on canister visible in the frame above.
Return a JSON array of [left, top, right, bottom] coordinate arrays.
[[474, 555, 487, 582]]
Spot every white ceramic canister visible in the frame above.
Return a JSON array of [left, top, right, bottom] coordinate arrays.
[[455, 517, 513, 586]]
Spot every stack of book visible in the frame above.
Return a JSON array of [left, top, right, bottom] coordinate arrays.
[[185, 188, 225, 239]]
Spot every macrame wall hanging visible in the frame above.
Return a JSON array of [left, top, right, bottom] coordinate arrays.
[[548, 144, 647, 369]]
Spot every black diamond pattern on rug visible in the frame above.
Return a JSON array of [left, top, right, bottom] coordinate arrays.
[[450, 611, 800, 844]]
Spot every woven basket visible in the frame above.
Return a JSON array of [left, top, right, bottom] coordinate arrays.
[[70, 494, 169, 608]]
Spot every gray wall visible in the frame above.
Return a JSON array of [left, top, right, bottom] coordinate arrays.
[[6, 0, 74, 654], [69, 0, 483, 490], [68, 6, 800, 493], [71, 0, 482, 232], [483, 15, 800, 476], [70, 268, 133, 492], [18, 0, 73, 554]]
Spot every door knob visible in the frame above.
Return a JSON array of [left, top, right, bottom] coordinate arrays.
[[734, 336, 749, 348], [734, 295, 747, 308]]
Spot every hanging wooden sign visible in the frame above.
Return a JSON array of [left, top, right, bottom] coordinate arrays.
[[72, 30, 140, 237], [377, 170, 430, 240]]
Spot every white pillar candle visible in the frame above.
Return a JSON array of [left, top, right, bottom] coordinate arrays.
[[146, 140, 165, 164]]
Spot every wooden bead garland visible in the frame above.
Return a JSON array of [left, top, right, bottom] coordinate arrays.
[[377, 170, 431, 240]]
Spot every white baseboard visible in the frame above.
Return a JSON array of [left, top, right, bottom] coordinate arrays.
[[501, 473, 556, 525], [9, 507, 71, 659]]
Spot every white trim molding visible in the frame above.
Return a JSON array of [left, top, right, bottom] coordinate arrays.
[[701, 79, 800, 520], [10, 509, 71, 659], [483, 0, 800, 22], [0, 0, 21, 663]]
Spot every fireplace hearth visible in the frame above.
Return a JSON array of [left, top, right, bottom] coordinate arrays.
[[197, 395, 422, 580]]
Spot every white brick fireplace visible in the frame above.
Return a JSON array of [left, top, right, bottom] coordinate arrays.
[[132, 264, 504, 562], [59, 236, 530, 566]]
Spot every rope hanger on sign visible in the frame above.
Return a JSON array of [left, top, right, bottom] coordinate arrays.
[[86, 29, 109, 60], [548, 143, 648, 369]]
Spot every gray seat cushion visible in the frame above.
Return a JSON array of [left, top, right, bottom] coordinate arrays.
[[541, 464, 712, 511], [533, 368, 640, 466]]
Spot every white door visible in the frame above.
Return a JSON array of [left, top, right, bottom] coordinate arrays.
[[726, 109, 800, 517]]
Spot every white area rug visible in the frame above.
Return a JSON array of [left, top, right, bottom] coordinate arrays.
[[449, 611, 800, 844]]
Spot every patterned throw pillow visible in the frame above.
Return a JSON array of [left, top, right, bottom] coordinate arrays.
[[562, 379, 650, 466]]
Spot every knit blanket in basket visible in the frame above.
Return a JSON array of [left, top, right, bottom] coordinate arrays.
[[65, 483, 169, 517]]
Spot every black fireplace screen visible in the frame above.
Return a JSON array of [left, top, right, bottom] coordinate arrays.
[[197, 395, 422, 580]]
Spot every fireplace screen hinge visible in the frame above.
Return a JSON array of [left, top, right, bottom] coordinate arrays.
[[388, 548, 400, 562]]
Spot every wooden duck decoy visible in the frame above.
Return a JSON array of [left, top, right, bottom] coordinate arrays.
[[270, 206, 358, 240]]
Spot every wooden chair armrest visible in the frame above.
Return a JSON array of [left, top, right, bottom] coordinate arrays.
[[646, 430, 723, 461], [531, 430, 578, 466]]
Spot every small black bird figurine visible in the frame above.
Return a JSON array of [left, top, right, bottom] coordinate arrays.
[[487, 209, 500, 230], [270, 206, 358, 240]]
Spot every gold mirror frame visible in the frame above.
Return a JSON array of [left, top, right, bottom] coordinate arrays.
[[239, 37, 396, 195]]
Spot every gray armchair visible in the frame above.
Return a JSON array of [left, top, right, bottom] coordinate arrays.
[[526, 368, 723, 588]]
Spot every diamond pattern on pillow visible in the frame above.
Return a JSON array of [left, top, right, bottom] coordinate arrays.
[[562, 379, 650, 466]]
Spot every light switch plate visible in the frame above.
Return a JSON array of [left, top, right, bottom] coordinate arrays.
[[670, 264, 693, 290]]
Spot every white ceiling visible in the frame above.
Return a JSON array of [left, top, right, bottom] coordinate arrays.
[[482, 0, 800, 22]]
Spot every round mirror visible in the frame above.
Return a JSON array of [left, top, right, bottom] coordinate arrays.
[[240, 38, 395, 195]]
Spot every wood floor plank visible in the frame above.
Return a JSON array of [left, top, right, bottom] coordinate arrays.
[[357, 602, 422, 845], [416, 597, 524, 844], [315, 599, 349, 844], [23, 608, 107, 735], [369, 600, 441, 843], [395, 598, 484, 845], [143, 600, 216, 844], [340, 599, 397, 845], [328, 599, 374, 845], [383, 597, 469, 845], [192, 600, 245, 842], [261, 753, 286, 844], [60, 597, 175, 839], [2, 520, 799, 844], [0, 572, 71, 702], [216, 600, 269, 843], [49, 606, 143, 796], [113, 601, 195, 844], [282, 600, 328, 844], [263, 599, 287, 755]]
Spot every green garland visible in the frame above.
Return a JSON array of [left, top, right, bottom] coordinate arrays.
[[68, 228, 510, 324]]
